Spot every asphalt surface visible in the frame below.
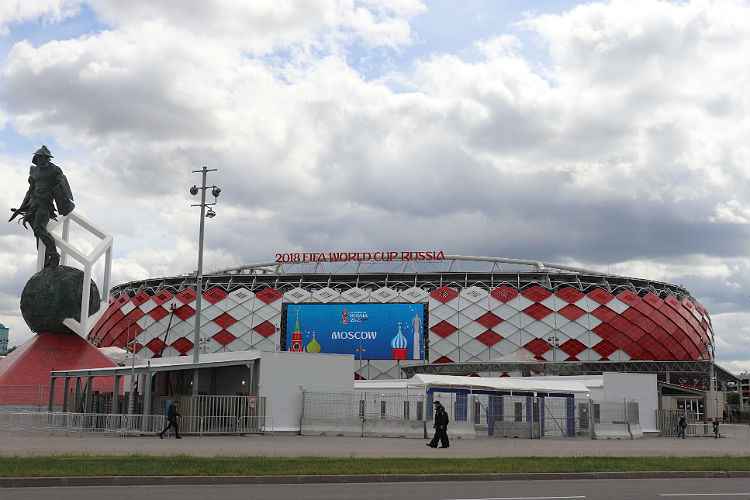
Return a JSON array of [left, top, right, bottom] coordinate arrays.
[[4, 478, 750, 500], [4, 431, 750, 457]]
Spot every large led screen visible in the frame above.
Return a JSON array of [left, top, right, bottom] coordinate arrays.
[[283, 303, 425, 360]]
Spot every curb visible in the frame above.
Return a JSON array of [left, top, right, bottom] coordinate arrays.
[[3, 471, 750, 488]]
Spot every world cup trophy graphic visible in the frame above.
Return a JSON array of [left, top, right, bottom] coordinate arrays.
[[391, 322, 408, 360]]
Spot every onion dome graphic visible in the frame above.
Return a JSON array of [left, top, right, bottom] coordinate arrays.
[[305, 332, 321, 353], [390, 322, 408, 360]]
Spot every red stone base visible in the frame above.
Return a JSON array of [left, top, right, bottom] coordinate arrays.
[[0, 332, 117, 406]]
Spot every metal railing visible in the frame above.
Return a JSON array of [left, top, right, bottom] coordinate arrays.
[[0, 411, 272, 436], [302, 391, 425, 421]]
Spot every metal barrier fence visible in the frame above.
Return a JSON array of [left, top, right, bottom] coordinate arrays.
[[0, 412, 165, 436], [656, 410, 730, 437], [303, 391, 425, 421], [302, 390, 638, 439], [0, 411, 271, 436]]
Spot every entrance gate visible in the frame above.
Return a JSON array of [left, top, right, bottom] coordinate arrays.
[[475, 394, 576, 438]]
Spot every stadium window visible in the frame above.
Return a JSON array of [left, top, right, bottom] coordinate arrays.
[[593, 403, 601, 423], [514, 402, 523, 422], [403, 401, 410, 420], [416, 401, 424, 421]]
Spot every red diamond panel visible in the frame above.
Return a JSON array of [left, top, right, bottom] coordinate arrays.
[[559, 304, 585, 322], [560, 339, 586, 357], [214, 312, 237, 329], [593, 340, 617, 359], [204, 287, 228, 304], [149, 305, 169, 322], [430, 286, 458, 303], [256, 287, 282, 304], [146, 338, 166, 354], [254, 321, 276, 337], [434, 356, 453, 364], [557, 287, 585, 303], [431, 320, 457, 338], [476, 311, 503, 329], [524, 338, 551, 357], [114, 293, 129, 306], [131, 291, 150, 306], [623, 342, 648, 360], [642, 292, 663, 309], [616, 290, 640, 307], [171, 337, 193, 355], [174, 304, 195, 321], [152, 290, 174, 306], [491, 286, 518, 303], [588, 287, 614, 305], [176, 288, 197, 304], [213, 330, 236, 346], [592, 305, 617, 323], [476, 330, 502, 347], [623, 309, 656, 334], [522, 285, 552, 302], [523, 303, 553, 321]]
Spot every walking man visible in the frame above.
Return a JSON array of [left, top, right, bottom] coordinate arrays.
[[427, 400, 450, 448], [159, 400, 182, 439], [677, 415, 687, 439]]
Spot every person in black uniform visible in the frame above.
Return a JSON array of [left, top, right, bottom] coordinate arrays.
[[159, 400, 182, 439], [427, 401, 450, 448]]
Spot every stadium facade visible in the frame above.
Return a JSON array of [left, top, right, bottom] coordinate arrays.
[[90, 254, 731, 387]]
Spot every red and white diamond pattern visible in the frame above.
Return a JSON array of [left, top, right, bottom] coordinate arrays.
[[91, 283, 714, 381], [426, 285, 713, 366], [90, 286, 282, 358]]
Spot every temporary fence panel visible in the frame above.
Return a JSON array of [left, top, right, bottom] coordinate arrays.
[[155, 395, 268, 434], [301, 390, 427, 438]]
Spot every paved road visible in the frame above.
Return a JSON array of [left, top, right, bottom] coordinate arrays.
[[4, 479, 750, 500], [2, 431, 750, 457]]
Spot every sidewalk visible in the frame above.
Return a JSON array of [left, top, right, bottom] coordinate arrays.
[[2, 431, 749, 457]]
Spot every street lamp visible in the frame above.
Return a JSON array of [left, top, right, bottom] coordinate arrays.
[[189, 166, 221, 396]]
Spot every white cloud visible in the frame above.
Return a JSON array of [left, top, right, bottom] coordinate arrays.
[[0, 0, 80, 35], [1, 0, 750, 369], [90, 0, 425, 52]]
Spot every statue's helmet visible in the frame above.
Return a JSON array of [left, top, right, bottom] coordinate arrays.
[[33, 145, 53, 158]]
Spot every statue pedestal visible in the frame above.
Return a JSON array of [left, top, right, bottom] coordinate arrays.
[[0, 332, 117, 408]]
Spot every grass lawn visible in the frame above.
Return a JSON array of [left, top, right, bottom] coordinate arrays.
[[2, 456, 750, 477]]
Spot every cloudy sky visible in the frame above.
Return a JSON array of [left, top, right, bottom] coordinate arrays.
[[0, 0, 749, 370]]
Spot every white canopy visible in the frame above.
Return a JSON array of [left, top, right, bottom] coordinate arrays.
[[355, 374, 591, 396]]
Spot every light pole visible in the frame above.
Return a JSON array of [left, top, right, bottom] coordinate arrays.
[[189, 166, 221, 396], [546, 334, 560, 363]]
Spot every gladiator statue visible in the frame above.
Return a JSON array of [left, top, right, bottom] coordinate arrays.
[[9, 145, 75, 268]]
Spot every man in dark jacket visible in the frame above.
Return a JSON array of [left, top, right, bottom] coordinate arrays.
[[677, 415, 687, 439], [159, 400, 182, 439], [427, 401, 450, 448]]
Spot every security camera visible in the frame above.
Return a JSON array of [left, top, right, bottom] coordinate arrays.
[[212, 186, 221, 198], [190, 185, 199, 196]]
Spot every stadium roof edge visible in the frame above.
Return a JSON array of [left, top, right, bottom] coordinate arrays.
[[203, 255, 605, 277]]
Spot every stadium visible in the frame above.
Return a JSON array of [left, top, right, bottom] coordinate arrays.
[[88, 252, 735, 391]]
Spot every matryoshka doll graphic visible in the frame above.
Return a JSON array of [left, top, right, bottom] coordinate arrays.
[[390, 322, 408, 360]]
